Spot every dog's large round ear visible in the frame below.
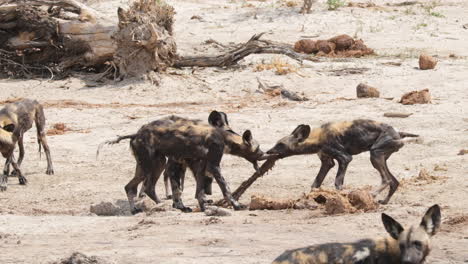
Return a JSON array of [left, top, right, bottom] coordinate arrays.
[[242, 130, 253, 144], [420, 204, 441, 236], [209, 110, 230, 128], [291, 124, 310, 142], [382, 213, 404, 240], [2, 124, 15, 133]]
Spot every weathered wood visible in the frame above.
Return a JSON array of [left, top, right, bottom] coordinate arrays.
[[215, 158, 278, 206], [383, 112, 413, 118], [174, 33, 316, 68]]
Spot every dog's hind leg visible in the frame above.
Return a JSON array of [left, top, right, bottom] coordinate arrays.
[[143, 154, 166, 204], [35, 104, 54, 175], [125, 164, 146, 214], [370, 135, 404, 204], [3, 155, 11, 177]]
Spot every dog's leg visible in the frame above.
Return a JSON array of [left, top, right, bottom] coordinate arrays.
[[125, 164, 146, 214], [3, 155, 11, 177], [143, 155, 166, 204], [370, 135, 404, 204], [311, 152, 335, 189], [168, 159, 191, 212]]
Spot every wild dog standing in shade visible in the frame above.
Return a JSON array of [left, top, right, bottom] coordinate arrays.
[[0, 99, 54, 191], [266, 119, 418, 204], [102, 112, 267, 214], [136, 111, 236, 200], [272, 204, 441, 264]]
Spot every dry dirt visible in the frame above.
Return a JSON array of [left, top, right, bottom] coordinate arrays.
[[1, 0, 467, 263]]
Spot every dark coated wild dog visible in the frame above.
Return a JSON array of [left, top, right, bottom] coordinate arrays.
[[266, 119, 418, 204], [100, 111, 234, 203], [102, 112, 267, 214], [0, 99, 54, 191], [137, 111, 235, 200], [272, 204, 441, 264]]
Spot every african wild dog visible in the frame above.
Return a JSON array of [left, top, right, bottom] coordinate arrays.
[[101, 111, 234, 202], [103, 112, 268, 214], [272, 204, 441, 264], [136, 111, 236, 200], [266, 119, 418, 204], [0, 99, 54, 191]]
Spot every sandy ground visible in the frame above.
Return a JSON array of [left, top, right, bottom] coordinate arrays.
[[0, 0, 467, 263]]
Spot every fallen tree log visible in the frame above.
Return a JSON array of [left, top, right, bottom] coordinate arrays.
[[0, 0, 175, 79], [1, 0, 320, 79]]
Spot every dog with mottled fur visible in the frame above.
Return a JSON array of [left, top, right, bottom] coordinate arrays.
[[272, 204, 441, 264], [102, 111, 268, 214], [0, 99, 54, 191], [135, 111, 235, 200], [266, 119, 418, 204]]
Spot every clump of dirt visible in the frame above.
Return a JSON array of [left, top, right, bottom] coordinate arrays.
[[347, 189, 378, 211], [305, 189, 356, 215], [51, 252, 112, 264], [294, 34, 374, 57], [249, 195, 296, 210], [249, 188, 378, 215], [46, 123, 90, 136], [400, 89, 431, 105], [90, 201, 123, 216], [47, 123, 70, 136], [401, 168, 447, 187]]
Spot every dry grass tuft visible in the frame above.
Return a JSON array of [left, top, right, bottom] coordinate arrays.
[[254, 57, 297, 75]]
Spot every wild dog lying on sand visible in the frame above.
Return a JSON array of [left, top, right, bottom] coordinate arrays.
[[266, 119, 418, 204], [136, 111, 235, 200], [272, 204, 441, 264], [0, 99, 54, 191], [102, 112, 268, 214]]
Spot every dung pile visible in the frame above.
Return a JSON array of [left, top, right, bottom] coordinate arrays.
[[249, 188, 378, 215], [294, 34, 374, 57]]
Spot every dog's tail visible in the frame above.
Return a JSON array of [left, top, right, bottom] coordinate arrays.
[[96, 134, 136, 159], [399, 132, 419, 138]]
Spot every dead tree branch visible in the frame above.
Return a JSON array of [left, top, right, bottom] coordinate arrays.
[[174, 33, 317, 68]]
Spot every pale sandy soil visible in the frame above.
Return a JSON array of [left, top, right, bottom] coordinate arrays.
[[0, 0, 467, 263]]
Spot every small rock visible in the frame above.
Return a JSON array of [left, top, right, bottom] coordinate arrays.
[[294, 39, 317, 54], [190, 15, 203, 21], [458, 149, 468, 155], [419, 54, 438, 70], [204, 206, 232, 217], [90, 202, 120, 216], [400, 89, 431, 105], [356, 83, 380, 98]]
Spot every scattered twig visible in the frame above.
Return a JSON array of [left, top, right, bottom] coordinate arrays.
[[383, 112, 413, 118]]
